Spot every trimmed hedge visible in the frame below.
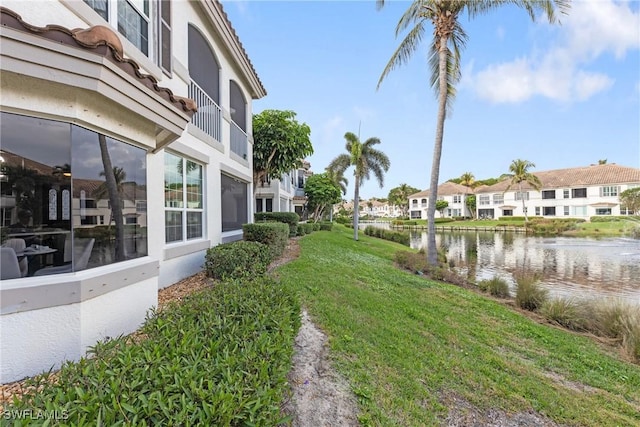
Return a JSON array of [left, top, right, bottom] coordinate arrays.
[[364, 226, 410, 246], [5, 277, 300, 426], [243, 222, 289, 259], [254, 212, 299, 237], [205, 241, 271, 280], [590, 215, 640, 222], [319, 221, 333, 231], [526, 218, 585, 234]]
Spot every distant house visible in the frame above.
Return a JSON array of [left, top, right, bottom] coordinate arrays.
[[474, 163, 640, 219], [254, 160, 312, 219], [0, 1, 265, 383], [409, 182, 474, 219]]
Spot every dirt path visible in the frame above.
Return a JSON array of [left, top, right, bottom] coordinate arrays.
[[283, 309, 360, 426]]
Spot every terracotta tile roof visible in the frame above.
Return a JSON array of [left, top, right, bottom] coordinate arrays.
[[409, 182, 473, 198], [477, 163, 640, 193], [1, 7, 197, 116]]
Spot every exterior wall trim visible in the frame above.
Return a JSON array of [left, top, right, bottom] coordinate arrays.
[[163, 240, 211, 260], [1, 258, 159, 315]]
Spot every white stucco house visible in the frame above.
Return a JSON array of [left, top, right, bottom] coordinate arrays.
[[409, 182, 473, 219], [0, 0, 265, 383], [255, 160, 312, 219], [474, 163, 640, 219]]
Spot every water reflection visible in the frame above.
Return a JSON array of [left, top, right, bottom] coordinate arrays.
[[410, 230, 640, 301]]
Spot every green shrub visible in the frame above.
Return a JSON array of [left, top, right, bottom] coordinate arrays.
[[254, 212, 299, 237], [243, 222, 289, 260], [312, 222, 321, 231], [515, 274, 548, 311], [434, 218, 454, 224], [540, 298, 589, 331], [394, 250, 428, 273], [303, 223, 315, 234], [589, 216, 629, 222], [588, 299, 636, 338], [319, 221, 333, 231], [477, 276, 510, 298], [526, 218, 584, 234], [364, 226, 410, 246], [297, 225, 307, 236], [5, 276, 300, 426], [335, 216, 351, 225], [205, 241, 272, 280], [499, 216, 527, 221]]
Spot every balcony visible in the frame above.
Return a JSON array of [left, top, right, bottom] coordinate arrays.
[[230, 120, 248, 160], [189, 80, 221, 142]]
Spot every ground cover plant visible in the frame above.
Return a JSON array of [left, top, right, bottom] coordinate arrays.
[[275, 224, 640, 426], [3, 277, 300, 426]]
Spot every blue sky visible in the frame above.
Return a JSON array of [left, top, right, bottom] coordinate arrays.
[[223, 0, 640, 200]]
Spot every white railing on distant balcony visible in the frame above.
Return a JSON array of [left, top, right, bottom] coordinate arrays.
[[230, 120, 248, 159], [189, 80, 221, 142]]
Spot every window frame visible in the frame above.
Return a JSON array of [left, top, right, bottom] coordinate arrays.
[[572, 188, 587, 198], [164, 152, 205, 244]]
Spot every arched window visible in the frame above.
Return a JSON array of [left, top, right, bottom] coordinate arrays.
[[229, 81, 248, 159], [187, 24, 221, 141]]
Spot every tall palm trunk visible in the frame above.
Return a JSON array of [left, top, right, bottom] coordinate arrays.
[[98, 134, 125, 262], [426, 34, 450, 266], [353, 175, 361, 241], [520, 182, 528, 222]]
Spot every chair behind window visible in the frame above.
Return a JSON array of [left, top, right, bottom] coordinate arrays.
[[1, 247, 22, 279], [2, 239, 27, 277]]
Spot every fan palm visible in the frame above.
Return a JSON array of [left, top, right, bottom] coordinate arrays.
[[377, 0, 569, 265], [328, 132, 390, 240], [501, 159, 542, 222]]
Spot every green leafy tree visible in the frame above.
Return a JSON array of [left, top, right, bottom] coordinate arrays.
[[304, 173, 342, 222], [377, 0, 568, 265], [501, 159, 542, 222], [466, 194, 476, 219], [435, 199, 449, 217], [620, 187, 640, 215], [328, 132, 390, 240], [388, 183, 421, 217], [252, 110, 313, 191]]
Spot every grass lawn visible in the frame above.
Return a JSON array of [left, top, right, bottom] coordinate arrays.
[[276, 225, 640, 426], [566, 219, 640, 238]]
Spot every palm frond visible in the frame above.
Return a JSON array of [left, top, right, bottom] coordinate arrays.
[[327, 154, 351, 175], [377, 21, 425, 89]]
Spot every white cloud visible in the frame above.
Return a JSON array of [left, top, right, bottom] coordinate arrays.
[[467, 0, 639, 104]]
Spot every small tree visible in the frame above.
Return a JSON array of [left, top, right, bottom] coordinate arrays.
[[304, 173, 342, 222], [252, 110, 313, 191], [466, 195, 477, 219], [620, 187, 640, 215], [501, 159, 542, 222], [388, 183, 421, 217], [328, 132, 390, 241], [435, 199, 449, 217]]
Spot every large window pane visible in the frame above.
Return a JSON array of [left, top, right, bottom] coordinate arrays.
[[0, 112, 147, 278], [221, 174, 247, 232], [71, 126, 147, 269]]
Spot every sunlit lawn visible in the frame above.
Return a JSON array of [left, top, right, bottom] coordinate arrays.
[[276, 225, 640, 426]]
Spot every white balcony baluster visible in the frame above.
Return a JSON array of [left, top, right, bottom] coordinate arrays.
[[189, 80, 221, 142]]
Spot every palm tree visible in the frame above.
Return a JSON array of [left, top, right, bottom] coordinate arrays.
[[328, 132, 390, 240], [388, 183, 421, 218], [460, 172, 475, 187], [325, 167, 349, 196], [501, 159, 542, 222], [377, 0, 568, 266]]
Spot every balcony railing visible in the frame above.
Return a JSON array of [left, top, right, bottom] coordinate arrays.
[[189, 80, 221, 142], [230, 120, 248, 159]]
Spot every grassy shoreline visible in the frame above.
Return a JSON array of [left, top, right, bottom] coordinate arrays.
[[277, 225, 640, 426]]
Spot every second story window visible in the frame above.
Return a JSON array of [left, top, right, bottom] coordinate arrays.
[[85, 0, 150, 56]]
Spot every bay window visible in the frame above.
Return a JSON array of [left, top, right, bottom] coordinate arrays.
[[0, 112, 147, 278]]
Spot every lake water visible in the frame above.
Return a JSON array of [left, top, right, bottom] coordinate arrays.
[[363, 223, 640, 303]]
